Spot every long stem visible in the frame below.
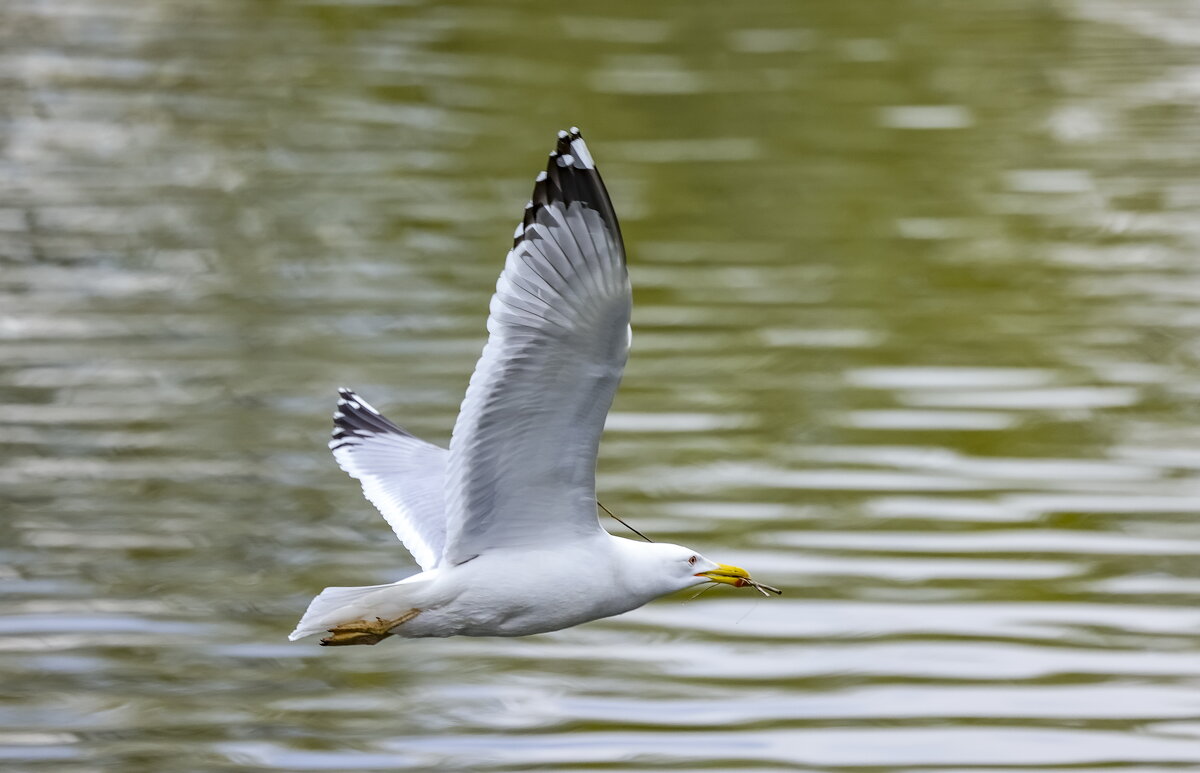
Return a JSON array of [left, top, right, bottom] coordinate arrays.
[[597, 501, 654, 543]]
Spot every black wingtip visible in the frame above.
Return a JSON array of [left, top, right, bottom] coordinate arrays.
[[554, 129, 572, 156], [329, 388, 413, 450], [513, 127, 623, 259]]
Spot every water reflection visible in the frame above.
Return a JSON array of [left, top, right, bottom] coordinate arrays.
[[3, 0, 1200, 769]]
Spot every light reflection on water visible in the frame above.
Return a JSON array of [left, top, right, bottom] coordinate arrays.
[[3, 0, 1200, 769]]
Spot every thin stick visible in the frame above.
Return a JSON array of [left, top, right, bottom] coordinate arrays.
[[735, 600, 759, 625], [597, 501, 654, 543], [744, 579, 783, 596]]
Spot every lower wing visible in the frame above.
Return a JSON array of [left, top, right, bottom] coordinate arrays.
[[328, 388, 447, 570]]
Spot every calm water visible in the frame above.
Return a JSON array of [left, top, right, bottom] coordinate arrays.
[[4, 0, 1200, 769]]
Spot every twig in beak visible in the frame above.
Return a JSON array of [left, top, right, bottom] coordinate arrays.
[[688, 582, 719, 600], [745, 578, 782, 596]]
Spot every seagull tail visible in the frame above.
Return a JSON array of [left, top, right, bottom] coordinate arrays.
[[288, 582, 410, 641]]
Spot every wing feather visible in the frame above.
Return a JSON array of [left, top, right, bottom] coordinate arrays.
[[329, 388, 447, 570], [442, 129, 629, 564]]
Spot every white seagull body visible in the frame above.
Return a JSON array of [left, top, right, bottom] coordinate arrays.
[[290, 128, 775, 646]]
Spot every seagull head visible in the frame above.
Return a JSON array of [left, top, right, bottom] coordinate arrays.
[[620, 541, 781, 597]]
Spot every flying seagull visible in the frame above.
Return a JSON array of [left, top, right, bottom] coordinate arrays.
[[290, 128, 778, 646]]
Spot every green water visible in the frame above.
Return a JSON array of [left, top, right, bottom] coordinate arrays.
[[3, 0, 1200, 769]]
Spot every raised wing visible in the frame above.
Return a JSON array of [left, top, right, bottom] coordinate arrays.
[[442, 128, 630, 565], [329, 388, 448, 570]]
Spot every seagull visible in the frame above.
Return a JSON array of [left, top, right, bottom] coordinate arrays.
[[290, 128, 779, 646]]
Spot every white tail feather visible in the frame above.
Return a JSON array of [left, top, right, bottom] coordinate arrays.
[[288, 583, 405, 641]]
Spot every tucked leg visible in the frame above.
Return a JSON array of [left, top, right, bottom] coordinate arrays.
[[320, 608, 421, 647]]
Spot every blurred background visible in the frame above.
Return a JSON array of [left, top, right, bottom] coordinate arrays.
[[4, 0, 1200, 769]]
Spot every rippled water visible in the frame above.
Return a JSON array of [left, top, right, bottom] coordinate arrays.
[[4, 0, 1200, 769]]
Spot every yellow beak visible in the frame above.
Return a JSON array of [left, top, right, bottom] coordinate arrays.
[[696, 563, 752, 587]]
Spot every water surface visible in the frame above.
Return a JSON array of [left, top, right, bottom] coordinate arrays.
[[3, 0, 1200, 769]]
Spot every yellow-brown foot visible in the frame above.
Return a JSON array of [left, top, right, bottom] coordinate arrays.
[[320, 609, 421, 647]]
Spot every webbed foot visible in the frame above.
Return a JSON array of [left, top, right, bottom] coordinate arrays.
[[320, 608, 421, 646]]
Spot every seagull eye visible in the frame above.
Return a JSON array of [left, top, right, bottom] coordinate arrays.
[[688, 555, 697, 565]]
